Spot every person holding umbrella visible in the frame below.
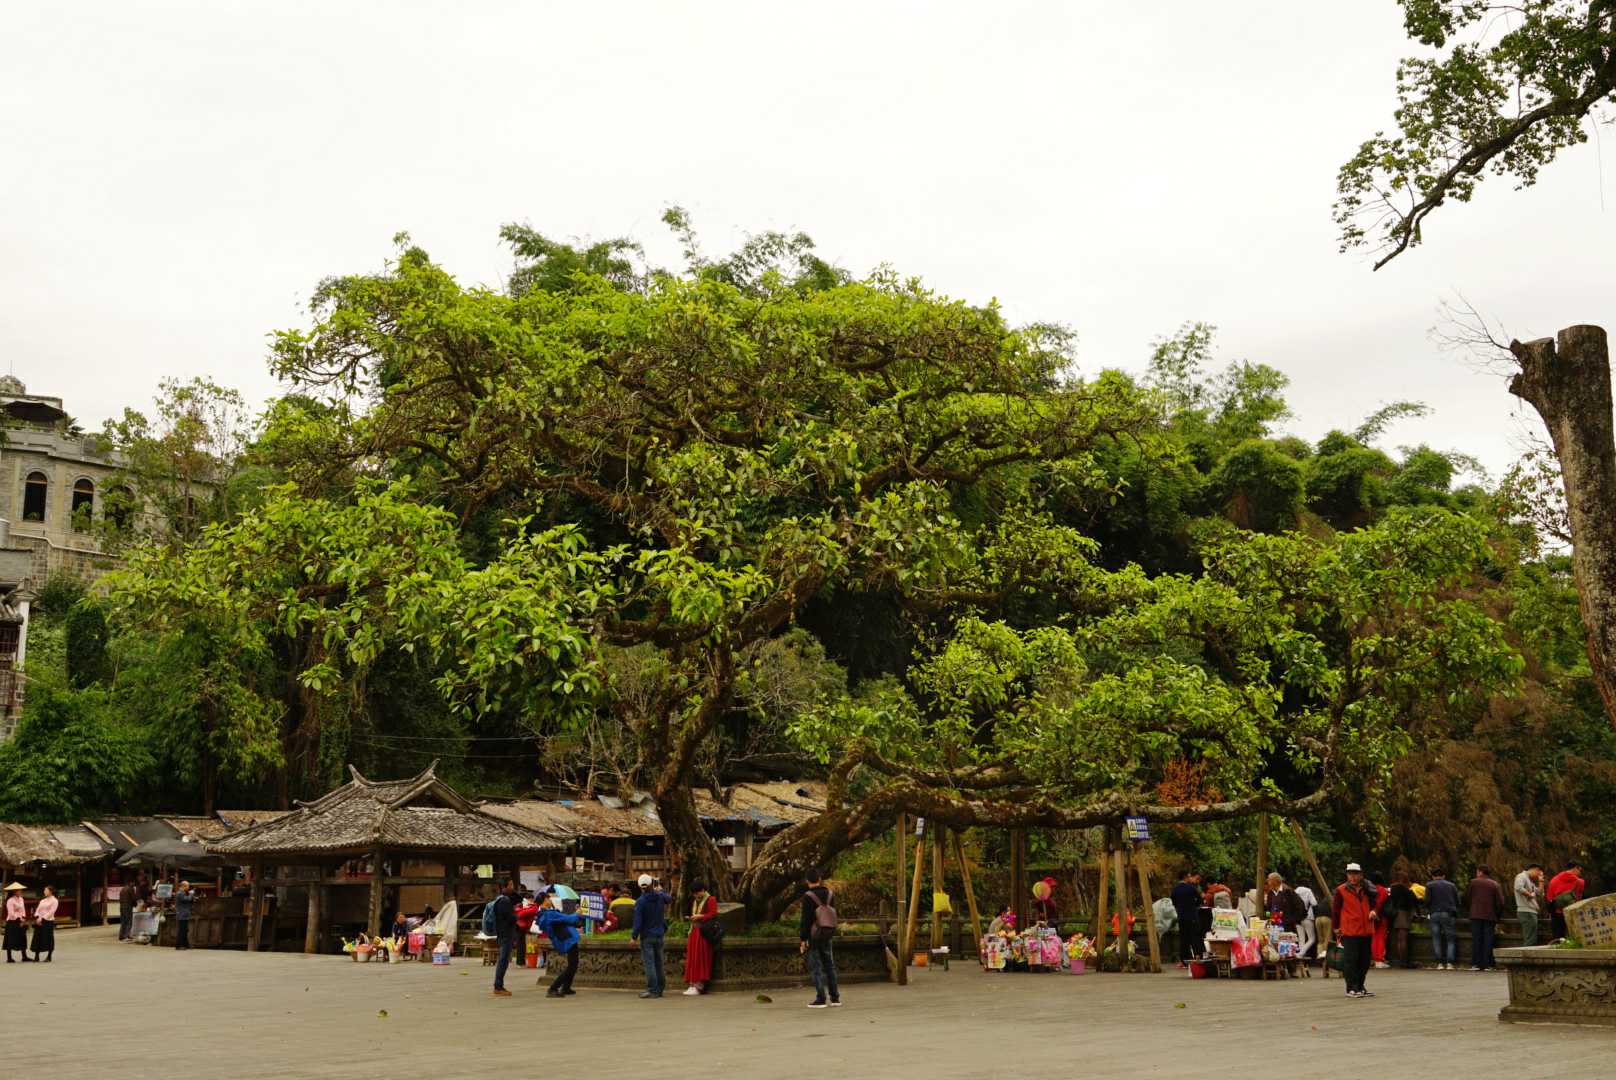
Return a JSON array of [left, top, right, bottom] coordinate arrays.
[[4, 882, 31, 962]]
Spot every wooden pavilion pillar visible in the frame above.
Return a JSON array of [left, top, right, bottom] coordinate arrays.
[[929, 825, 945, 951], [304, 864, 327, 954], [247, 859, 265, 953], [367, 847, 385, 939]]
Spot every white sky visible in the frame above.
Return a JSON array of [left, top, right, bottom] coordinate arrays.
[[5, 1, 1610, 478]]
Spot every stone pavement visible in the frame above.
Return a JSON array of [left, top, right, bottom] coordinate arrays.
[[12, 928, 1609, 1080]]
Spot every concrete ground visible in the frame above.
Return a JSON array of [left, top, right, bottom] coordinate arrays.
[[13, 927, 1609, 1079]]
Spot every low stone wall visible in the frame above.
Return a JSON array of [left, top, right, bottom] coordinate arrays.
[[1496, 946, 1616, 1026], [568, 934, 892, 993]]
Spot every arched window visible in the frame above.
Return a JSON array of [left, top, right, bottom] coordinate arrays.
[[71, 479, 94, 531], [22, 473, 47, 522]]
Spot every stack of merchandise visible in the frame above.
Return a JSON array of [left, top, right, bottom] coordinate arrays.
[[1025, 924, 1064, 969]]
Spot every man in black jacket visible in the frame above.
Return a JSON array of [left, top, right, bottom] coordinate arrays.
[[490, 879, 518, 997], [1170, 870, 1203, 965], [799, 866, 840, 1009]]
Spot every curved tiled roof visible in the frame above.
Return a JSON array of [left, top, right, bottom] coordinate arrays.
[[204, 764, 565, 858]]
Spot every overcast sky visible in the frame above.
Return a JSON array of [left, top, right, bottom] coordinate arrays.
[[5, 1, 1611, 478]]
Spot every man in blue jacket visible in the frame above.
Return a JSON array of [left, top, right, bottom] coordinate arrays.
[[536, 889, 586, 999], [631, 873, 672, 998]]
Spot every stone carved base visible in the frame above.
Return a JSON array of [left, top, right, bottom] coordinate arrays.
[[564, 935, 893, 993], [1496, 946, 1616, 1027]]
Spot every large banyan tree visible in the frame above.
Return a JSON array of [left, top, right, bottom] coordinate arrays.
[[121, 237, 1522, 917], [263, 242, 1175, 898]]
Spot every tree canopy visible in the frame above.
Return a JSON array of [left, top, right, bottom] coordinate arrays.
[[1336, 1, 1616, 268]]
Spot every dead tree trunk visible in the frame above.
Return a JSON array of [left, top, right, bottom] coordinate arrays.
[[1510, 324, 1616, 726]]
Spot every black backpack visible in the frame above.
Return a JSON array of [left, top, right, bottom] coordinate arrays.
[[699, 915, 726, 946]]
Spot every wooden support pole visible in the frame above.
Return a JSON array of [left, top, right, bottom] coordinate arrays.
[[951, 832, 984, 954], [1009, 828, 1027, 933], [367, 849, 385, 939], [1095, 826, 1110, 957], [304, 880, 325, 954], [1113, 839, 1131, 964], [895, 814, 908, 985], [903, 832, 926, 964], [1288, 818, 1332, 903], [1133, 840, 1161, 973], [1255, 811, 1270, 920], [929, 824, 945, 951], [247, 859, 265, 953]]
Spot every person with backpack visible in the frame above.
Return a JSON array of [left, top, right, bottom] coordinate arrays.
[[681, 880, 718, 996], [799, 865, 841, 1008], [488, 879, 518, 997]]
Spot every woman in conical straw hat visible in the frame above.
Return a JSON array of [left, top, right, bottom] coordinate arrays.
[[3, 883, 32, 962]]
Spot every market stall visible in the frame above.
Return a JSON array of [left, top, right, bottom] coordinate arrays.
[[204, 762, 567, 954], [0, 822, 115, 925]]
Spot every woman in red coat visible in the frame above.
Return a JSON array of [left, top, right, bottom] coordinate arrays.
[[681, 881, 718, 995]]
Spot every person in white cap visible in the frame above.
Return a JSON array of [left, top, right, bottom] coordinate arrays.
[[3, 882, 31, 962], [631, 874, 672, 998], [1331, 863, 1382, 998]]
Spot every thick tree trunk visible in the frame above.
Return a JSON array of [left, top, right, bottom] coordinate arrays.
[[655, 781, 733, 908], [1510, 325, 1616, 726]]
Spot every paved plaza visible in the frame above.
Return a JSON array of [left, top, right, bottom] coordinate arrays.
[[12, 927, 1609, 1079]]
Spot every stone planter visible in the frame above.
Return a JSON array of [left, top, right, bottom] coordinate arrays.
[[566, 934, 893, 993], [1496, 946, 1616, 1027]]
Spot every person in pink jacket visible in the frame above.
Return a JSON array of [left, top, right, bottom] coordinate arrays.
[[31, 886, 58, 962], [4, 882, 32, 962]]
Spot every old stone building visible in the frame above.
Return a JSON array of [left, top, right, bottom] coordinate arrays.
[[0, 376, 122, 731]]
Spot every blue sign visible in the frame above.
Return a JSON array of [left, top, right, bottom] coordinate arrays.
[[1125, 817, 1150, 841], [578, 891, 606, 921]]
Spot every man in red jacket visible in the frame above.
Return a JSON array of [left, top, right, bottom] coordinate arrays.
[[1546, 862, 1585, 941], [1332, 862, 1382, 998]]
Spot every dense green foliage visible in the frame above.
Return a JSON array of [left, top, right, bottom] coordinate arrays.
[[5, 215, 1612, 905]]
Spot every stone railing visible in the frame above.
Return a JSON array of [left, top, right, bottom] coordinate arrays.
[[567, 933, 893, 993]]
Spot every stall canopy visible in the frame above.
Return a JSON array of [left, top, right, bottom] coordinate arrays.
[[116, 838, 216, 869]]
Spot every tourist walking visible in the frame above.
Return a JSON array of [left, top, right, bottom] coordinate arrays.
[[31, 885, 57, 962], [536, 888, 585, 998], [681, 880, 718, 995], [1170, 870, 1202, 966], [1332, 862, 1381, 997], [3, 883, 30, 962], [1546, 862, 1585, 941], [1513, 864, 1544, 947], [1424, 869, 1460, 969], [1387, 873, 1420, 968], [799, 866, 840, 1008], [174, 881, 196, 950], [489, 878, 518, 997], [1467, 865, 1505, 970], [631, 873, 671, 998], [118, 878, 136, 941]]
